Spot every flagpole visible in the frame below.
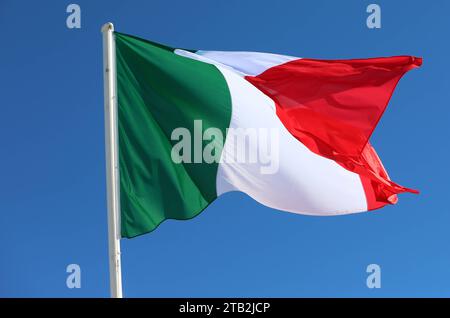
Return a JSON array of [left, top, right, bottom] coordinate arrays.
[[102, 22, 123, 298]]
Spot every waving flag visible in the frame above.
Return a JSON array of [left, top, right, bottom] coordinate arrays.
[[114, 32, 421, 238]]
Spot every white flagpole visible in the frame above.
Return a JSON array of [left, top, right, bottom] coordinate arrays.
[[102, 22, 123, 298]]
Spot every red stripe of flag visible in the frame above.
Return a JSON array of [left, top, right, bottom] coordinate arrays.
[[245, 56, 422, 209]]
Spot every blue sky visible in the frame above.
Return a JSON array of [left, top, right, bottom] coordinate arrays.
[[0, 0, 449, 297]]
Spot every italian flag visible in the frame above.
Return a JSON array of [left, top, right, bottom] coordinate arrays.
[[115, 32, 421, 238]]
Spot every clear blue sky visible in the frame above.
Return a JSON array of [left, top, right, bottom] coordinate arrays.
[[0, 0, 449, 297]]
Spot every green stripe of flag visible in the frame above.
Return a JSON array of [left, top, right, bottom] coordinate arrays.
[[115, 33, 232, 238]]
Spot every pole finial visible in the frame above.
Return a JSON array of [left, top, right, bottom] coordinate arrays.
[[101, 22, 114, 33]]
